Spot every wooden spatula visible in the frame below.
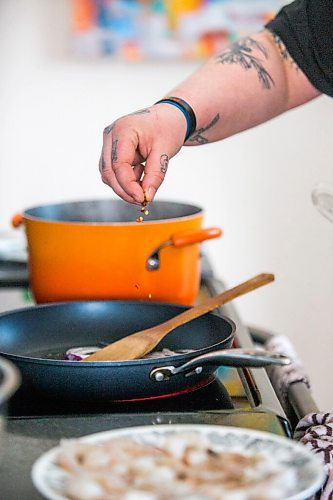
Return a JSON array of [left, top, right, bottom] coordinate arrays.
[[85, 273, 274, 362]]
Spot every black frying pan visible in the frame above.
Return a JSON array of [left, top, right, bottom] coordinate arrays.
[[0, 301, 288, 403]]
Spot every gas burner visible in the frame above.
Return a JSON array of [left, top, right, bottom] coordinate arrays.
[[8, 375, 234, 417]]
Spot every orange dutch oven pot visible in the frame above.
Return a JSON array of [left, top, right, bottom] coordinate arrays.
[[12, 199, 222, 305]]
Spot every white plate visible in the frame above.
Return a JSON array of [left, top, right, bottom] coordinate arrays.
[[31, 424, 326, 500]]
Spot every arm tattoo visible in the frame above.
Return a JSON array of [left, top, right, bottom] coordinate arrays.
[[160, 154, 169, 174], [126, 108, 151, 117], [188, 114, 220, 145], [104, 122, 115, 135], [270, 32, 299, 70], [111, 139, 118, 162], [216, 37, 274, 90]]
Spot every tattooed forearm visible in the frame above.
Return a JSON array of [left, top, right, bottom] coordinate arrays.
[[216, 37, 274, 90], [160, 154, 169, 174], [188, 113, 220, 145], [111, 139, 118, 162], [126, 108, 151, 117], [269, 32, 299, 70]]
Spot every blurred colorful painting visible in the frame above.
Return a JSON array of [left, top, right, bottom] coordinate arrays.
[[71, 0, 284, 60]]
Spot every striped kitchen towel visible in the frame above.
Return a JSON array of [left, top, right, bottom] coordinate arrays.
[[294, 413, 333, 500], [265, 334, 311, 405], [264, 335, 331, 498]]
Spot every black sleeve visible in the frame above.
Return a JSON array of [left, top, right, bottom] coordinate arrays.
[[265, 0, 333, 97]]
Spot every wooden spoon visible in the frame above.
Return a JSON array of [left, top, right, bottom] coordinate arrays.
[[85, 273, 274, 362]]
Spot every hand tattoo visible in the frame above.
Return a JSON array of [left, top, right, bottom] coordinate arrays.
[[126, 108, 151, 117], [216, 37, 274, 90], [104, 110, 150, 137], [188, 114, 220, 145], [111, 139, 118, 162], [99, 155, 106, 172], [160, 154, 169, 174], [104, 122, 115, 135]]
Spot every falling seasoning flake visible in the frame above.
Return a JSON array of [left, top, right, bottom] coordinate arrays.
[[134, 284, 139, 290], [136, 195, 150, 223]]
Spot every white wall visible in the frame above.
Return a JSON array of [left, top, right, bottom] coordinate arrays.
[[1, 0, 333, 411]]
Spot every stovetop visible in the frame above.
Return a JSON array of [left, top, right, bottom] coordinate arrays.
[[0, 256, 320, 499], [1, 256, 318, 435]]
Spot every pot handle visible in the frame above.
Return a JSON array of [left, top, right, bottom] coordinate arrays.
[[149, 348, 290, 381], [11, 213, 24, 228], [146, 227, 222, 271], [171, 227, 222, 248]]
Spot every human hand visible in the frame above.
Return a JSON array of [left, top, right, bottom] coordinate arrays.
[[99, 104, 187, 204]]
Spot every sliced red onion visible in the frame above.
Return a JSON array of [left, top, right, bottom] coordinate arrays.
[[65, 347, 100, 361], [65, 346, 196, 361]]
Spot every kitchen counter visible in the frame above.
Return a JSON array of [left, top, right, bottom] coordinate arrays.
[[3, 411, 287, 500]]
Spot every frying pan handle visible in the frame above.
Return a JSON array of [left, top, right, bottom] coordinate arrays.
[[171, 227, 222, 248], [11, 213, 24, 228], [149, 348, 290, 381]]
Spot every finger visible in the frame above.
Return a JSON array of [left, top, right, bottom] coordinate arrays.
[[101, 128, 144, 204], [108, 164, 144, 204], [101, 162, 138, 204], [112, 137, 146, 204], [101, 124, 116, 175], [133, 163, 145, 182], [102, 124, 144, 170], [141, 149, 170, 202], [98, 154, 103, 174], [99, 148, 137, 204]]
